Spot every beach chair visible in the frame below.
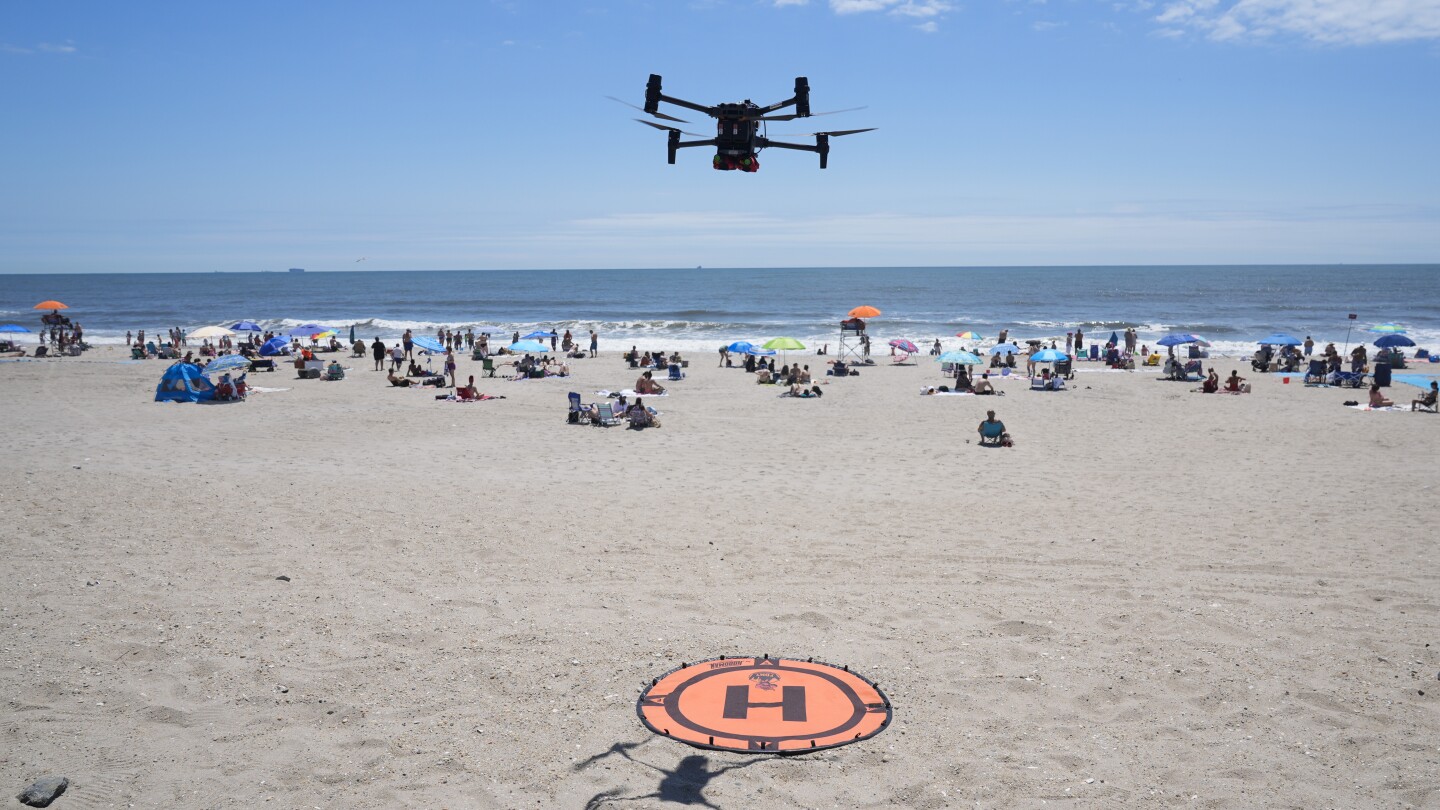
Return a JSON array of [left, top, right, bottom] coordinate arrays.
[[667, 364, 684, 381], [978, 421, 1005, 446], [1303, 359, 1327, 386], [1334, 371, 1367, 388], [596, 402, 621, 427], [130, 346, 145, 360], [1029, 376, 1047, 390], [482, 357, 497, 378], [892, 352, 911, 365], [568, 392, 592, 424]]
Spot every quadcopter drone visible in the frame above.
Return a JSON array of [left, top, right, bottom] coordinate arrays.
[[610, 74, 874, 172]]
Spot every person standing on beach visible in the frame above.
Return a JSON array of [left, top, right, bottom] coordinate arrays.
[[589, 330, 598, 358], [372, 337, 386, 370], [1303, 336, 1314, 357], [1125, 328, 1137, 354], [550, 332, 558, 352], [391, 343, 405, 371], [466, 329, 475, 349], [403, 329, 414, 359], [1074, 328, 1083, 355], [444, 348, 457, 388], [1065, 332, 1073, 354], [125, 330, 132, 346]]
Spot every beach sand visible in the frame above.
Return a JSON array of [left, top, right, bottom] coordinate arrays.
[[2, 348, 1437, 808]]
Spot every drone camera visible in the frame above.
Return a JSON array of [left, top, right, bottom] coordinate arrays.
[[645, 74, 663, 114], [794, 77, 810, 117]]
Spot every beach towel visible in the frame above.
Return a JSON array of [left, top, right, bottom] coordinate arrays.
[[248, 386, 291, 394], [920, 390, 974, 396], [597, 389, 668, 399], [1346, 404, 1410, 412]]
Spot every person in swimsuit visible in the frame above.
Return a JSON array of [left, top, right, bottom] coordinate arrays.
[[444, 349, 457, 388]]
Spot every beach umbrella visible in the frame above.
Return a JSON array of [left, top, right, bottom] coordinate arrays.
[[190, 325, 234, 339], [937, 350, 982, 365], [229, 321, 263, 332], [508, 340, 549, 353], [348, 324, 356, 344], [413, 335, 449, 353], [725, 341, 756, 354], [762, 336, 805, 364], [1157, 333, 1205, 347], [1109, 331, 1119, 346], [33, 300, 68, 310], [1373, 334, 1415, 348], [848, 305, 881, 318], [0, 324, 30, 333], [522, 330, 557, 340], [954, 331, 983, 340], [1367, 323, 1406, 334], [888, 339, 919, 354], [987, 344, 1019, 355], [1032, 348, 1069, 363], [745, 346, 776, 356], [1257, 333, 1303, 346], [286, 323, 333, 337], [200, 354, 251, 375]]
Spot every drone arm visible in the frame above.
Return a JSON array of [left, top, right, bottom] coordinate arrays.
[[656, 93, 715, 116], [643, 74, 715, 117], [758, 77, 811, 116], [756, 134, 831, 168]]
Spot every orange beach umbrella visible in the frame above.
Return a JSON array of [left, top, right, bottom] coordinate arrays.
[[848, 305, 881, 318], [34, 300, 68, 310]]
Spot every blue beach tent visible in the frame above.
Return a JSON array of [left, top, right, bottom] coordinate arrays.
[[259, 336, 289, 357], [155, 363, 216, 403]]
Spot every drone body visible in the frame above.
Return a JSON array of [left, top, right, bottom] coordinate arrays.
[[614, 75, 874, 171]]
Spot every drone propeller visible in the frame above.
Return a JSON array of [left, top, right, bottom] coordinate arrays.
[[606, 95, 689, 123], [770, 127, 877, 138], [753, 105, 868, 122], [633, 119, 707, 137]]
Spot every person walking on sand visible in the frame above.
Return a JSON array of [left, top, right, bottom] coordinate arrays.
[[391, 343, 405, 372], [444, 348, 458, 388], [371, 337, 386, 371], [589, 330, 598, 358], [403, 329, 414, 359]]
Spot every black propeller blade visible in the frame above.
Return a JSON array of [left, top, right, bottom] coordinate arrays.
[[770, 128, 877, 138], [633, 119, 707, 137], [753, 106, 868, 122], [606, 95, 689, 123]]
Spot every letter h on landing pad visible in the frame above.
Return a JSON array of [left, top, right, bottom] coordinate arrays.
[[723, 684, 807, 722]]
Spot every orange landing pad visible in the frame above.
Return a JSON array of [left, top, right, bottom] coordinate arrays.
[[637, 655, 891, 753]]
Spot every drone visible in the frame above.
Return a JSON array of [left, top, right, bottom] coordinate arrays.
[[610, 74, 874, 172]]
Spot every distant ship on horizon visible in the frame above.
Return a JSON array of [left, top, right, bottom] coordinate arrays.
[[288, 268, 305, 273]]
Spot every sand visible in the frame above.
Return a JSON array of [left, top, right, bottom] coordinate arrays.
[[2, 347, 1437, 808]]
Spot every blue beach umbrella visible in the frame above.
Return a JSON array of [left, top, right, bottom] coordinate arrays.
[[286, 323, 333, 337], [987, 344, 1019, 355], [0, 324, 31, 333], [1373, 334, 1415, 348], [201, 354, 252, 375], [937, 350, 982, 365], [725, 341, 755, 354], [522, 330, 557, 340], [1031, 348, 1069, 363], [229, 321, 263, 332], [1157, 333, 1205, 347], [412, 335, 448, 354], [745, 346, 776, 356], [508, 340, 549, 353], [1257, 333, 1303, 346]]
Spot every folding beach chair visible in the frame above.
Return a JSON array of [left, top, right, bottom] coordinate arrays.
[[978, 421, 1006, 446], [1303, 359, 1327, 386], [667, 364, 684, 381], [482, 357, 497, 378], [596, 402, 622, 427], [567, 392, 592, 424]]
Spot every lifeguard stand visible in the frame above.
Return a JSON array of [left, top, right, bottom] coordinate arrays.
[[837, 320, 869, 363]]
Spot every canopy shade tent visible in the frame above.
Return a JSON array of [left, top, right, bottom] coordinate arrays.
[[33, 300, 68, 310], [1257, 333, 1303, 346], [507, 340, 548, 353], [154, 363, 215, 403], [1373, 334, 1416, 348], [848, 306, 881, 318]]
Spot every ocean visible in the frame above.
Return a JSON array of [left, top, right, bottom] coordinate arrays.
[[3, 265, 1438, 357]]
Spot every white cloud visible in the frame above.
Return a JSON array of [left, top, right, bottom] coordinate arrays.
[[773, 0, 810, 6], [37, 42, 77, 54], [2, 41, 77, 55], [823, 0, 953, 27], [1153, 0, 1440, 44], [916, 20, 940, 32]]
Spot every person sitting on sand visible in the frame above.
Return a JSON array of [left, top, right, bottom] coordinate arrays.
[[407, 359, 426, 377], [326, 359, 345, 380], [1202, 369, 1219, 393], [1225, 370, 1249, 393], [977, 410, 1010, 446], [1369, 383, 1394, 409], [756, 366, 772, 384], [626, 397, 659, 428], [456, 375, 480, 401], [635, 370, 666, 395], [387, 369, 413, 387], [972, 372, 995, 395], [1412, 380, 1438, 412]]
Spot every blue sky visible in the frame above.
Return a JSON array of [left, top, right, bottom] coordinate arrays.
[[2, 0, 1438, 272]]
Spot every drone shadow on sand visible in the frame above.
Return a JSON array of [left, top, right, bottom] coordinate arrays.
[[577, 740, 777, 809]]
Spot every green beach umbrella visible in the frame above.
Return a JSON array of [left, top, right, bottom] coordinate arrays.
[[762, 336, 805, 364], [1367, 323, 1406, 334]]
